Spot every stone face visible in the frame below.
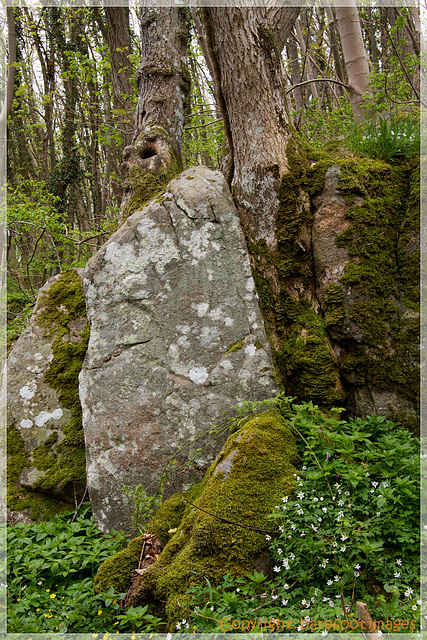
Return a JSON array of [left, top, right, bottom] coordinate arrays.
[[311, 160, 419, 430], [6, 269, 88, 520], [80, 166, 278, 532]]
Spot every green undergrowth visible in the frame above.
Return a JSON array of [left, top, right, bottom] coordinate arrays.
[[7, 398, 420, 634], [173, 397, 420, 634], [7, 269, 89, 519], [7, 503, 165, 633]]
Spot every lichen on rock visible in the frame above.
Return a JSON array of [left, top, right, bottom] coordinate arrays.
[[94, 410, 299, 630], [6, 269, 89, 521]]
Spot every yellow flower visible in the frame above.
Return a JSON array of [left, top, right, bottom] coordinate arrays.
[[50, 594, 56, 600], [98, 610, 102, 616], [45, 589, 50, 593], [36, 609, 39, 612], [16, 599, 20, 602]]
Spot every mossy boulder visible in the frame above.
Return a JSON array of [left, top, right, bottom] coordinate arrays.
[[94, 411, 299, 630], [6, 269, 89, 521], [310, 155, 419, 432]]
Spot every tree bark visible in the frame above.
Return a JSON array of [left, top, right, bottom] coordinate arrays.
[[325, 5, 345, 95], [119, 8, 189, 220], [130, 8, 189, 168], [205, 7, 299, 249], [334, 0, 370, 121], [104, 7, 134, 148], [203, 7, 344, 405]]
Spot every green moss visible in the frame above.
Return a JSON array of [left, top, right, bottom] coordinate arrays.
[[95, 412, 299, 630], [324, 284, 346, 328], [122, 126, 181, 219], [124, 166, 176, 218], [8, 269, 89, 518], [280, 306, 344, 405], [149, 492, 189, 545], [94, 535, 145, 594], [7, 424, 72, 521], [329, 159, 420, 416], [225, 339, 244, 354]]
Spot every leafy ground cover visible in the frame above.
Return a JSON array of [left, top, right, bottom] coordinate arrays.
[[7, 504, 161, 632], [7, 400, 420, 634], [175, 399, 420, 634]]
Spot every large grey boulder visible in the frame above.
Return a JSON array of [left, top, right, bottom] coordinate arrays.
[[80, 166, 278, 532]]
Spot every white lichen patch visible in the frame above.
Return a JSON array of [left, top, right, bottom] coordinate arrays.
[[244, 344, 257, 357], [223, 317, 234, 327], [20, 419, 33, 429], [245, 277, 256, 292], [199, 326, 220, 347], [181, 223, 216, 264], [193, 302, 209, 317], [188, 366, 209, 384], [220, 359, 233, 372], [19, 383, 36, 400], [34, 408, 63, 427], [176, 335, 190, 349]]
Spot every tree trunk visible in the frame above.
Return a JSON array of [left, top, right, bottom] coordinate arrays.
[[104, 7, 134, 148], [204, 8, 344, 405], [120, 8, 190, 220], [204, 7, 299, 249], [334, 0, 370, 121], [325, 5, 345, 95]]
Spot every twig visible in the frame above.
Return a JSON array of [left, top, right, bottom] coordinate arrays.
[[184, 118, 222, 131], [286, 77, 349, 94], [71, 484, 88, 523]]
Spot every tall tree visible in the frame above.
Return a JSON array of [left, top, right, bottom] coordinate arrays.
[[120, 7, 189, 219], [334, 0, 369, 120]]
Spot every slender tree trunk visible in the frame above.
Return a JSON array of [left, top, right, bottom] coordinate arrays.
[[104, 7, 134, 148], [334, 0, 369, 120], [325, 5, 345, 95], [120, 8, 189, 220], [295, 17, 319, 103]]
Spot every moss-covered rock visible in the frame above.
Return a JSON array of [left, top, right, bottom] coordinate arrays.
[[7, 269, 89, 521], [247, 135, 344, 407], [94, 411, 299, 629], [309, 153, 419, 432]]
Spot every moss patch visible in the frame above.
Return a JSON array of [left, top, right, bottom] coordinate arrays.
[[328, 158, 419, 429], [7, 424, 71, 520], [122, 126, 181, 218], [7, 269, 89, 520], [95, 411, 299, 630], [247, 135, 342, 407]]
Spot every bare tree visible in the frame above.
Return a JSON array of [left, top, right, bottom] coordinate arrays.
[[334, 0, 369, 120]]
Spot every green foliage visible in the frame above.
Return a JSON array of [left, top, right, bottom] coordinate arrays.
[[123, 473, 166, 536], [177, 398, 420, 633], [346, 116, 420, 162], [7, 180, 74, 303], [297, 96, 354, 149], [7, 504, 165, 633]]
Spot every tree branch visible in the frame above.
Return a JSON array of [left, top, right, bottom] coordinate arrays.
[[286, 77, 349, 94]]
